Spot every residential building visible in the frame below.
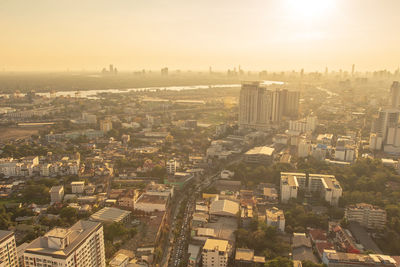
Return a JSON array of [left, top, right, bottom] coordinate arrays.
[[202, 239, 231, 267], [0, 230, 18, 267], [100, 118, 113, 132], [71, 181, 85, 194], [23, 220, 105, 267], [49, 185, 64, 204], [292, 233, 318, 263], [280, 172, 342, 206], [118, 189, 139, 209], [166, 159, 178, 175], [266, 207, 285, 232], [345, 203, 387, 230]]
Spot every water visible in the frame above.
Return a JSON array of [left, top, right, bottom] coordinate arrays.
[[1, 80, 284, 99]]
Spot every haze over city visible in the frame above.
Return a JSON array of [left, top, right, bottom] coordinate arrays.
[[1, 0, 400, 71], [1, 1, 400, 267]]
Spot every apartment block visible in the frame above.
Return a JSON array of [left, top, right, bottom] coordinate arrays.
[[280, 172, 342, 206], [202, 238, 231, 267], [345, 203, 387, 230], [0, 230, 18, 267], [23, 220, 105, 267]]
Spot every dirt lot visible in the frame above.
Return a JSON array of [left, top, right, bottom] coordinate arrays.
[[0, 127, 40, 141]]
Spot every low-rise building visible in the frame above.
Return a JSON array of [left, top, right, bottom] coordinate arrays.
[[134, 194, 169, 212], [244, 146, 275, 164], [90, 207, 131, 224], [234, 248, 265, 267], [210, 199, 239, 217], [322, 250, 397, 267], [345, 203, 387, 230], [266, 207, 285, 232]]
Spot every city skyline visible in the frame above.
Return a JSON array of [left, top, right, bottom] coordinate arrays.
[[2, 0, 400, 71]]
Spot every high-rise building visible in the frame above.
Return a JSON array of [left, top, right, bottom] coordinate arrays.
[[238, 81, 272, 131], [239, 82, 299, 130], [23, 220, 105, 267], [0, 230, 18, 267], [370, 107, 400, 152], [390, 81, 400, 108]]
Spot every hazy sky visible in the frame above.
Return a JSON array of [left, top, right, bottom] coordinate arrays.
[[1, 0, 400, 72]]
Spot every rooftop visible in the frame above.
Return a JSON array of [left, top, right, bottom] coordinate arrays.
[[24, 220, 101, 258], [203, 238, 228, 252], [245, 146, 275, 156], [0, 230, 14, 243], [90, 207, 131, 223]]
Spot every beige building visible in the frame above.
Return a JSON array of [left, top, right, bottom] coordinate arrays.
[[0, 230, 18, 267], [23, 220, 105, 267], [49, 185, 64, 204], [345, 203, 387, 230], [202, 239, 231, 267], [71, 181, 85, 194]]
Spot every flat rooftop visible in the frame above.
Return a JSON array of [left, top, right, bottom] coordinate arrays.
[[245, 146, 274, 156], [203, 238, 228, 252], [136, 194, 168, 205], [25, 220, 101, 258], [90, 207, 131, 223]]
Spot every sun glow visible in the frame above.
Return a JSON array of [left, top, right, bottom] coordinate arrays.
[[285, 0, 335, 20]]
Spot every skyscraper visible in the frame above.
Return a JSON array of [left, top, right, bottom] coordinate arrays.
[[238, 82, 300, 130], [238, 81, 271, 131], [390, 81, 400, 108]]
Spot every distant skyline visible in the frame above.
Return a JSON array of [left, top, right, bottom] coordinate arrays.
[[1, 0, 400, 72]]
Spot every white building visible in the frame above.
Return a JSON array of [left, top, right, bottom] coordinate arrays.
[[23, 220, 105, 267], [71, 181, 85, 194], [298, 138, 312, 158], [280, 172, 342, 206], [289, 115, 317, 133], [266, 207, 285, 232], [134, 194, 169, 212], [166, 159, 178, 175], [0, 230, 18, 267], [49, 185, 64, 204], [202, 239, 231, 267]]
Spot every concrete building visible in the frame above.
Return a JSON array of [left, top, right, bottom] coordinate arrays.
[[49, 185, 64, 204], [345, 203, 387, 230], [0, 230, 18, 267], [239, 81, 272, 131], [266, 207, 285, 232], [370, 107, 400, 152], [134, 194, 169, 212], [90, 207, 131, 224], [109, 253, 129, 267], [100, 118, 113, 132], [166, 159, 178, 175], [244, 146, 274, 164], [234, 248, 265, 266], [390, 81, 400, 109], [289, 115, 317, 133], [210, 199, 239, 217], [71, 181, 85, 194], [23, 220, 105, 267], [322, 250, 397, 267], [298, 138, 312, 158], [280, 172, 342, 206], [202, 239, 231, 267]]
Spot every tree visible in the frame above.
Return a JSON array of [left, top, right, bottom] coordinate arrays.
[[265, 257, 292, 267]]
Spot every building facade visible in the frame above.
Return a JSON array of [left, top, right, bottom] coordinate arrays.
[[0, 230, 18, 267], [345, 203, 387, 230], [23, 220, 105, 267]]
